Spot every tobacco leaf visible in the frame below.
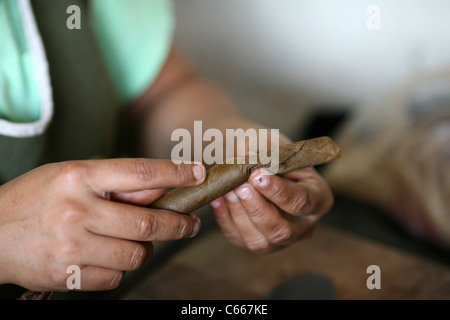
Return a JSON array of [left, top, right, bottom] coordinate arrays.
[[151, 136, 342, 214]]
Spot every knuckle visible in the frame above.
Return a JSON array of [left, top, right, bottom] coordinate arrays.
[[57, 161, 89, 186], [46, 259, 77, 289], [47, 267, 68, 289], [123, 244, 147, 270], [175, 219, 190, 238], [266, 182, 289, 204], [175, 216, 199, 239], [246, 203, 265, 219], [136, 215, 158, 240], [231, 209, 247, 221], [54, 238, 81, 266], [268, 223, 293, 244], [106, 271, 125, 290], [57, 201, 85, 226], [173, 162, 192, 184], [134, 158, 155, 182], [43, 201, 84, 232], [246, 238, 270, 253], [291, 192, 311, 215]]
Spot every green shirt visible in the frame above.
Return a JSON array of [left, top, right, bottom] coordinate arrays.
[[0, 0, 41, 123], [0, 0, 174, 130]]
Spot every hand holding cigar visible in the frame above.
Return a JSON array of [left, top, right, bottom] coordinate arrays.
[[19, 136, 341, 300], [152, 136, 342, 214]]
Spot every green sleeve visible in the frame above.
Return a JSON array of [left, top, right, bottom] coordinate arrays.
[[90, 0, 175, 104], [0, 0, 40, 123]]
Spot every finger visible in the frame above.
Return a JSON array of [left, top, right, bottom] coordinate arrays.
[[249, 168, 311, 216], [81, 159, 205, 192], [223, 191, 271, 252], [52, 240, 153, 291], [86, 199, 201, 241], [235, 183, 299, 246], [283, 168, 335, 217], [49, 266, 126, 292], [79, 235, 153, 271], [110, 189, 166, 206], [76, 266, 125, 291], [210, 197, 244, 248]]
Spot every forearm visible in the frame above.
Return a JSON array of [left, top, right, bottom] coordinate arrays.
[[130, 48, 289, 161], [144, 75, 252, 159]]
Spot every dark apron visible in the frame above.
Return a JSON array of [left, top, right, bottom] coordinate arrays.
[[0, 0, 123, 184]]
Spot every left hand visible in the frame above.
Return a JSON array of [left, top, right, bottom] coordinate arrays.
[[210, 167, 334, 253]]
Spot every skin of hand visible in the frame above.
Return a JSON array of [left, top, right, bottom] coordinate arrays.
[[0, 159, 205, 291], [210, 130, 335, 253], [130, 46, 335, 254], [210, 166, 334, 253]]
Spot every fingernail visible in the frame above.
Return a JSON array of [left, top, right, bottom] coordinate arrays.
[[225, 191, 239, 202], [210, 199, 221, 208], [236, 185, 251, 200], [252, 171, 269, 187], [192, 165, 204, 181], [190, 217, 201, 237]]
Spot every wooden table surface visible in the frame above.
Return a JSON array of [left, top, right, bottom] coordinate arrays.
[[122, 224, 450, 300]]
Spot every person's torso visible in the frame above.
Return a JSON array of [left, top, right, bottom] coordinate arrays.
[[0, 0, 174, 183]]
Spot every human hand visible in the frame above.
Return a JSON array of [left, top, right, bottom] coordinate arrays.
[[0, 159, 205, 292], [210, 167, 333, 253]]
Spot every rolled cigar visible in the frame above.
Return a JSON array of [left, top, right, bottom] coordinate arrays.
[[151, 136, 342, 214]]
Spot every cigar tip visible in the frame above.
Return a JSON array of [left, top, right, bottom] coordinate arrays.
[[308, 136, 342, 157]]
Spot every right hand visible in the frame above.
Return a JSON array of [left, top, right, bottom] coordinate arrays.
[[0, 159, 205, 292]]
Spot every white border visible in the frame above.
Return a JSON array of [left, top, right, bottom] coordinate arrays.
[[0, 0, 53, 138]]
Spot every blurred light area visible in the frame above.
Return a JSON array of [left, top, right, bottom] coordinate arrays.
[[173, 0, 450, 106]]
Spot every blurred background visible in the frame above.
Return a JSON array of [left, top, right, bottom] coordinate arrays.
[[173, 0, 450, 138]]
